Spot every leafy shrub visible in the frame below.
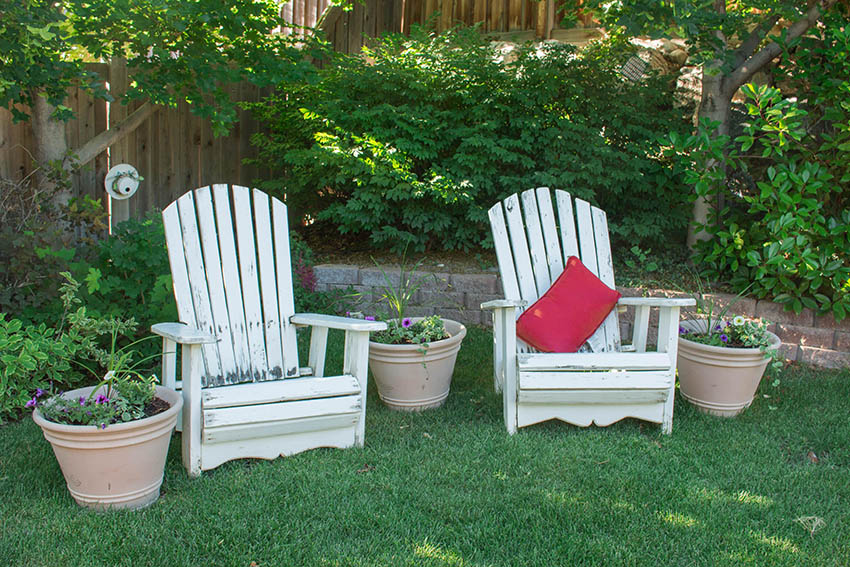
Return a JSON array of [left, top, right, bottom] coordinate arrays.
[[82, 212, 177, 330], [290, 232, 352, 314], [0, 314, 87, 423], [0, 175, 107, 325], [249, 27, 692, 253], [671, 80, 849, 319]]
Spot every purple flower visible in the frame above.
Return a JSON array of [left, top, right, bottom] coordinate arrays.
[[94, 394, 109, 405], [101, 423, 107, 430], [720, 334, 729, 343], [714, 324, 722, 331], [365, 316, 375, 321], [678, 326, 686, 335], [25, 397, 37, 409], [78, 396, 87, 406], [35, 388, 45, 398], [402, 318, 413, 328]]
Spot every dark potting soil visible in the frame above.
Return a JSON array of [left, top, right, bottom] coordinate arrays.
[[144, 397, 171, 418]]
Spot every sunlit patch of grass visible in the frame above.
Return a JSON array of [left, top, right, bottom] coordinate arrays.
[[657, 510, 699, 528]]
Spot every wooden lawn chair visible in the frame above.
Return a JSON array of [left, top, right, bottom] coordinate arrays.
[[483, 188, 694, 434], [152, 185, 385, 476]]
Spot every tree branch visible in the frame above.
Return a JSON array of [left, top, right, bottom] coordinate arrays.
[[71, 101, 158, 168], [724, 0, 838, 97], [732, 13, 781, 67]]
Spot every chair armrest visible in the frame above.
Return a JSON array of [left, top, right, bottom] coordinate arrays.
[[481, 299, 528, 310], [151, 322, 217, 344], [291, 313, 387, 332], [617, 297, 695, 308]]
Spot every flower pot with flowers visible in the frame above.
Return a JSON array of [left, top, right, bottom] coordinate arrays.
[[677, 287, 781, 417], [354, 258, 466, 411], [28, 274, 181, 510]]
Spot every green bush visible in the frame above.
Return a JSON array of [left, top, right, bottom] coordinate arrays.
[[671, 29, 850, 321], [249, 27, 692, 253], [0, 314, 86, 423]]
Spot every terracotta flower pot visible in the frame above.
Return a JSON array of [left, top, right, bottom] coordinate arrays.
[[32, 385, 182, 510], [677, 320, 781, 417], [369, 318, 466, 411]]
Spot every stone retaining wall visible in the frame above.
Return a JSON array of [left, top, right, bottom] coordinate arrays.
[[314, 264, 850, 369]]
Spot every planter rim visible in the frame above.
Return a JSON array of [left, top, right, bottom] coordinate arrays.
[[32, 384, 182, 435], [368, 317, 466, 351], [678, 319, 780, 356]]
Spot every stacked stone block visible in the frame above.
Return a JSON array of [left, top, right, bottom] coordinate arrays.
[[313, 264, 850, 369]]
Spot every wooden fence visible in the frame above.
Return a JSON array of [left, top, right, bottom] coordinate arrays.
[[0, 62, 270, 219], [320, 0, 595, 55]]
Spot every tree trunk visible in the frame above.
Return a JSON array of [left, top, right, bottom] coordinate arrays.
[[687, 68, 732, 250], [31, 92, 73, 207]]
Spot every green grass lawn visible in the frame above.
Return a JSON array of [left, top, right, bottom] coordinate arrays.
[[1, 326, 849, 566]]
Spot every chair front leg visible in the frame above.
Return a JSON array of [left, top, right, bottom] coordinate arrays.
[[343, 329, 371, 447], [181, 343, 204, 477], [502, 311, 518, 435], [658, 306, 683, 435]]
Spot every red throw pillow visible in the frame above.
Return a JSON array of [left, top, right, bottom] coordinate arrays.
[[516, 256, 621, 353]]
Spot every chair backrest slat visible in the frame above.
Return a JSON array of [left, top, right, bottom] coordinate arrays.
[[591, 205, 620, 351], [231, 186, 269, 381], [176, 191, 224, 382], [253, 190, 284, 377], [520, 190, 552, 297], [503, 193, 538, 304], [163, 185, 301, 387], [574, 198, 599, 275], [555, 190, 579, 260], [194, 186, 238, 384], [211, 184, 253, 382], [163, 199, 209, 379], [491, 188, 621, 353], [488, 204, 521, 302], [535, 187, 564, 281], [272, 194, 300, 378]]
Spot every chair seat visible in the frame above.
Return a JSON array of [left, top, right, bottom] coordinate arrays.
[[202, 375, 361, 409]]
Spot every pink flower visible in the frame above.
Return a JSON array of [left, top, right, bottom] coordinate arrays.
[[402, 318, 413, 328]]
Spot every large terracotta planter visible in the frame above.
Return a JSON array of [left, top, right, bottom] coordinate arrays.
[[677, 320, 781, 417], [33, 385, 182, 510], [369, 318, 466, 411]]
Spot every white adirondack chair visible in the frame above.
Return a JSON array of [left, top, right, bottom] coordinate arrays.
[[151, 184, 385, 476], [483, 188, 694, 434]]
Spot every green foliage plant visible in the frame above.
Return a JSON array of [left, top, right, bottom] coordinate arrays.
[[349, 253, 449, 347], [24, 273, 161, 428], [0, 314, 84, 423], [670, 81, 850, 321], [569, 0, 845, 245], [249, 26, 691, 253], [1, 0, 319, 133]]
